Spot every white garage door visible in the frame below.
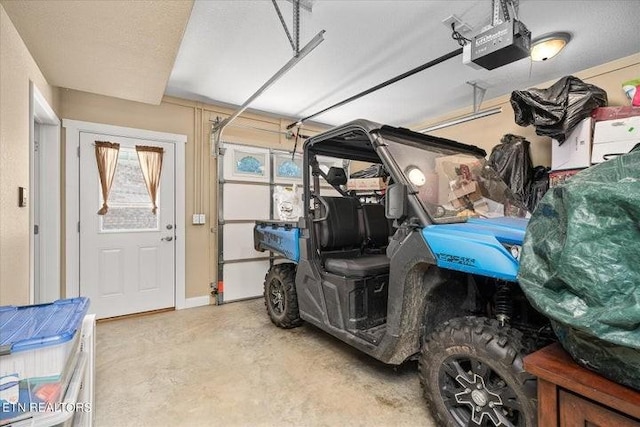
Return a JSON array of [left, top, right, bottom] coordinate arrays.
[[218, 143, 271, 302], [216, 142, 345, 303]]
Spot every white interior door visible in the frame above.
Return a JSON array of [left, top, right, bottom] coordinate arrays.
[[79, 132, 175, 319], [33, 123, 41, 302]]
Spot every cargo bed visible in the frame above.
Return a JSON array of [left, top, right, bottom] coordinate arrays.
[[254, 220, 300, 263]]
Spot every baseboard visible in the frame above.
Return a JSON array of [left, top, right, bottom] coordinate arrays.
[[181, 295, 211, 309]]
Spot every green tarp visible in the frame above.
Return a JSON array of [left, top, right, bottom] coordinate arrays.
[[519, 147, 640, 389]]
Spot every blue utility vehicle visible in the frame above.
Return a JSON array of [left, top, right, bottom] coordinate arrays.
[[254, 120, 552, 426]]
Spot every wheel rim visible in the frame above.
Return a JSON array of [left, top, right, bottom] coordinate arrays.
[[438, 355, 524, 427], [268, 278, 285, 316]]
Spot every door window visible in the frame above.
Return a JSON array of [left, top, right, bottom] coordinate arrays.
[[100, 148, 159, 232]]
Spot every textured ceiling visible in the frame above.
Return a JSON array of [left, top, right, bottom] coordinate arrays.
[[167, 0, 640, 127], [1, 0, 193, 105]]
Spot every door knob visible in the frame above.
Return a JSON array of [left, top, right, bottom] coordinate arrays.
[[161, 236, 173, 242]]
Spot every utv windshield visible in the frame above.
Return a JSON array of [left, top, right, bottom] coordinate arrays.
[[384, 137, 528, 223]]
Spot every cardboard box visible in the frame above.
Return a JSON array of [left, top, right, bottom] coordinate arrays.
[[448, 181, 482, 200], [593, 115, 640, 143], [447, 180, 483, 210], [591, 140, 639, 163], [448, 181, 473, 198], [449, 198, 467, 210], [551, 117, 592, 171], [591, 115, 640, 164], [346, 177, 387, 191], [434, 154, 483, 205]]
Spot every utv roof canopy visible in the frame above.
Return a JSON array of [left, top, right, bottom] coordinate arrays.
[[305, 119, 486, 162]]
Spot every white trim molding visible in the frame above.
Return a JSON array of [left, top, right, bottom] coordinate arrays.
[[30, 82, 61, 304], [62, 119, 189, 310], [183, 296, 211, 309]]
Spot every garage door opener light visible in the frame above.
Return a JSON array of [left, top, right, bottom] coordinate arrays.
[[530, 32, 571, 62]]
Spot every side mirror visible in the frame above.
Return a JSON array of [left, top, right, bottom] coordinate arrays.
[[386, 183, 407, 219]]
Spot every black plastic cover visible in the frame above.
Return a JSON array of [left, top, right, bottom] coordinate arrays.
[[488, 134, 533, 205], [525, 166, 549, 212], [511, 76, 608, 143]]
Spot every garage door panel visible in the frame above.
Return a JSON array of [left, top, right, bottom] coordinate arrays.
[[222, 260, 270, 302], [223, 183, 270, 221], [219, 146, 338, 304], [272, 151, 303, 185], [223, 143, 270, 183], [223, 222, 264, 261]]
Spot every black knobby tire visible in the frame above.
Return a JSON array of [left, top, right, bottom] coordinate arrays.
[[263, 263, 302, 329], [419, 317, 537, 427]]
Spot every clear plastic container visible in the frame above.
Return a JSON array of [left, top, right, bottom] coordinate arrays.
[[0, 298, 89, 425]]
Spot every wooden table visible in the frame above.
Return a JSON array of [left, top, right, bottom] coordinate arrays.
[[524, 342, 640, 426]]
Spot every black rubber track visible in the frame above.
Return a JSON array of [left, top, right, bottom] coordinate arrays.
[[419, 317, 537, 427], [263, 263, 302, 329]]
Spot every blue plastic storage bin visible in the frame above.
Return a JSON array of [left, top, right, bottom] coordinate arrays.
[[0, 297, 89, 423], [0, 297, 90, 378]]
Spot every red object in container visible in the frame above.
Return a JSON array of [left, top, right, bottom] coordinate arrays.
[[549, 169, 585, 188], [34, 382, 62, 404], [591, 106, 640, 122], [633, 86, 640, 107]]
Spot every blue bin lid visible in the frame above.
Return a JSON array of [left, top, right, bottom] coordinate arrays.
[[0, 297, 90, 355]]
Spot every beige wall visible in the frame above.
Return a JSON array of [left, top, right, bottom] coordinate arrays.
[[0, 4, 59, 305], [59, 90, 326, 300], [412, 53, 640, 167], [3, 8, 637, 308]]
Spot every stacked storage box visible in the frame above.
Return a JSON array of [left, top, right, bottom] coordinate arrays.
[[591, 112, 640, 163], [549, 117, 592, 187], [0, 298, 89, 426], [549, 107, 640, 187]]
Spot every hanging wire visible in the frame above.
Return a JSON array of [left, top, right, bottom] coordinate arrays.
[[291, 125, 302, 160], [451, 22, 471, 46]]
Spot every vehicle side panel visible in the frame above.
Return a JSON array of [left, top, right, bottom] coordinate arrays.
[[422, 226, 519, 282]]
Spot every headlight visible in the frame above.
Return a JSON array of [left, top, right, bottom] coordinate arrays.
[[406, 166, 426, 187], [507, 245, 521, 260]]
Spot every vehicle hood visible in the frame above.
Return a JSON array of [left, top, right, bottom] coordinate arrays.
[[429, 217, 528, 246]]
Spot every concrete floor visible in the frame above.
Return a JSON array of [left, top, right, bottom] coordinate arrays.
[[96, 299, 436, 426]]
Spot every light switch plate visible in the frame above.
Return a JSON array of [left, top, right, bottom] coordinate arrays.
[[192, 213, 206, 225]]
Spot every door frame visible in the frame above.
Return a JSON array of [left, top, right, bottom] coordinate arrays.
[[30, 82, 61, 304], [63, 119, 189, 309]]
